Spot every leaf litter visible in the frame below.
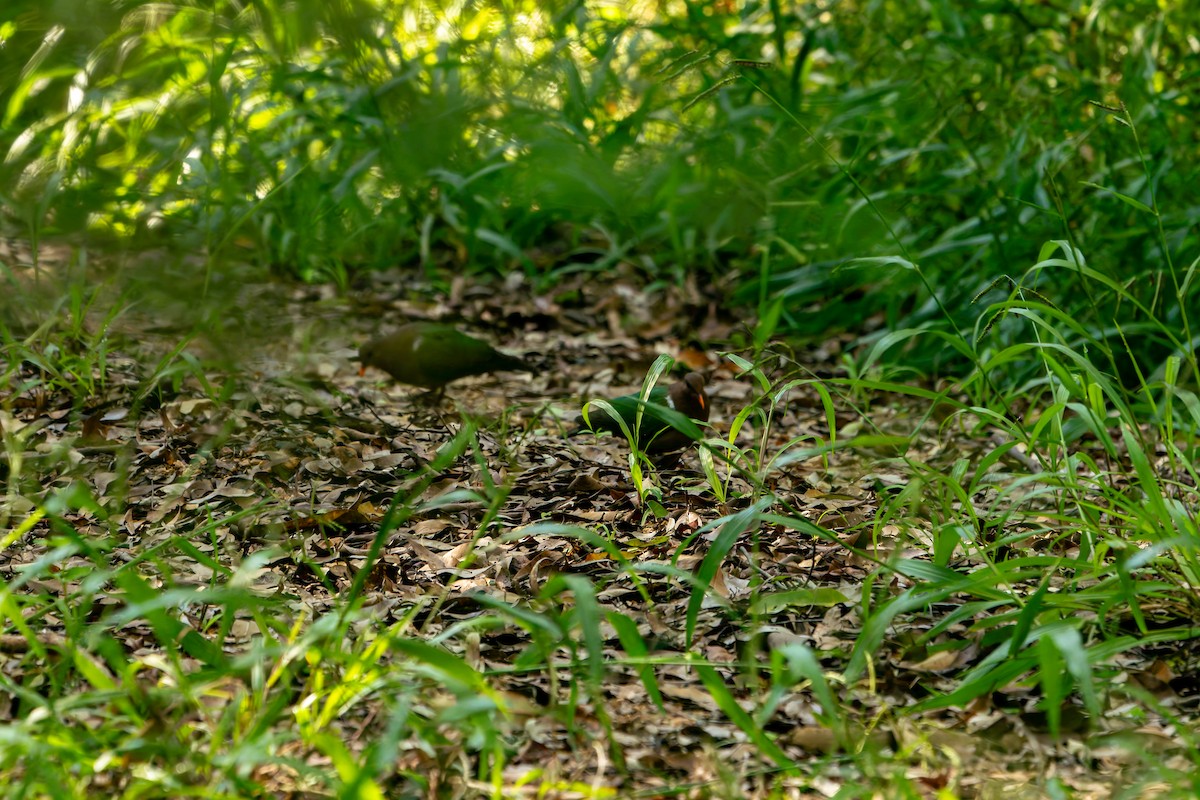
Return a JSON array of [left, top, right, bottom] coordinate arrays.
[[1, 254, 1197, 798]]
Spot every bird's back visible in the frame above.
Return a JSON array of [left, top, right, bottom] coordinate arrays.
[[360, 323, 531, 389]]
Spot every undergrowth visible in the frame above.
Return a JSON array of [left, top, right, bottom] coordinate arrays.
[[3, 1, 1200, 798]]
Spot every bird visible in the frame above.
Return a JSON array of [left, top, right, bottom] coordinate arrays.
[[571, 372, 710, 453], [358, 322, 533, 391]]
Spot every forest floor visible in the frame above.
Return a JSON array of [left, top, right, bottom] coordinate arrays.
[[2, 244, 1193, 798]]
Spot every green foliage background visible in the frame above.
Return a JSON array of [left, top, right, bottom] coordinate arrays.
[[3, 0, 1198, 380]]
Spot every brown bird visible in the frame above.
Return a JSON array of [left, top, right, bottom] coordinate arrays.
[[358, 322, 532, 391], [572, 372, 710, 453]]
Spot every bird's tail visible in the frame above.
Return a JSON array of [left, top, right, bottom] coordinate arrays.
[[496, 353, 535, 373]]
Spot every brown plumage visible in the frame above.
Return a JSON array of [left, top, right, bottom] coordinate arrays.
[[358, 322, 532, 390]]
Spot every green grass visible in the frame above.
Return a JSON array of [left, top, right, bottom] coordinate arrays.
[[5, 245, 1200, 795], [4, 0, 1200, 797], [5, 1, 1197, 353]]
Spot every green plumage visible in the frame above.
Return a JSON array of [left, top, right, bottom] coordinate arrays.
[[573, 372, 710, 453], [359, 322, 532, 390]]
